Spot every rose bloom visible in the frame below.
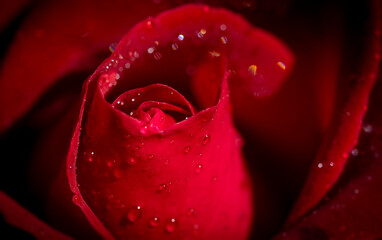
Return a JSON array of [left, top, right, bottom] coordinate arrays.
[[0, 0, 381, 239]]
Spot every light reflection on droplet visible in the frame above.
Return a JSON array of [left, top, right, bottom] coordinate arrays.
[[184, 146, 191, 154], [209, 51, 221, 57], [220, 36, 228, 44], [149, 216, 159, 228], [125, 62, 131, 69], [202, 135, 210, 145], [351, 148, 359, 156], [154, 52, 162, 60], [195, 164, 202, 174], [220, 24, 227, 31], [248, 65, 257, 76], [178, 34, 184, 41], [127, 157, 137, 166], [187, 208, 195, 216], [127, 206, 142, 222], [277, 61, 286, 70], [318, 163, 323, 168], [363, 124, 373, 133], [147, 47, 155, 54], [165, 218, 176, 233], [108, 43, 117, 53], [171, 43, 179, 50]]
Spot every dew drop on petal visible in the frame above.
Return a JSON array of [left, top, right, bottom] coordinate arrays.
[[171, 43, 179, 50], [220, 36, 228, 44], [195, 164, 202, 174], [164, 159, 169, 166], [127, 206, 143, 223], [363, 124, 373, 133], [127, 157, 137, 166], [220, 24, 227, 31], [184, 146, 191, 154], [187, 208, 195, 217], [149, 216, 159, 228], [157, 183, 167, 193], [72, 195, 80, 205], [317, 163, 323, 168], [154, 52, 162, 60], [145, 19, 153, 29], [202, 135, 210, 145], [351, 148, 359, 156], [178, 34, 184, 41], [148, 154, 154, 160], [165, 218, 177, 233]]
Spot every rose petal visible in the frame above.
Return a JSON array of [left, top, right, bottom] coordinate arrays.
[[273, 68, 382, 239], [64, 4, 296, 238], [0, 0, 172, 134], [0, 191, 73, 240], [286, 1, 381, 225]]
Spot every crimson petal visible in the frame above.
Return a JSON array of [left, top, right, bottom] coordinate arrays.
[[286, 1, 381, 225], [67, 4, 293, 239], [0, 191, 73, 240], [0, 0, 171, 134]]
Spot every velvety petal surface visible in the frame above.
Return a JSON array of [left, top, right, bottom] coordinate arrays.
[[67, 4, 293, 239]]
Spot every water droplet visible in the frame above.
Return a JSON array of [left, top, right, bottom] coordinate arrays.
[[164, 159, 169, 166], [109, 43, 117, 53], [354, 188, 360, 194], [277, 61, 286, 70], [184, 146, 191, 154], [197, 29, 207, 38], [178, 34, 184, 41], [363, 124, 373, 133], [157, 183, 167, 193], [220, 24, 227, 31], [138, 142, 145, 148], [171, 43, 179, 50], [149, 216, 159, 228], [248, 64, 257, 76], [351, 148, 359, 156], [187, 208, 195, 216], [147, 47, 155, 54], [202, 135, 210, 145], [125, 62, 131, 69], [127, 206, 142, 223], [209, 51, 221, 57], [194, 164, 202, 174], [154, 52, 162, 60], [329, 162, 334, 167], [140, 125, 148, 134], [72, 195, 80, 205], [127, 157, 136, 165], [220, 36, 228, 44], [165, 218, 177, 233], [317, 163, 323, 168], [145, 19, 153, 29]]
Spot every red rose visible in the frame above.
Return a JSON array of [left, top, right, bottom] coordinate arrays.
[[0, 1, 381, 240]]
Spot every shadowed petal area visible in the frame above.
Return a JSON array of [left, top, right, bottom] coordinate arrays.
[[286, 0, 381, 225], [0, 0, 172, 134], [0, 191, 73, 240]]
